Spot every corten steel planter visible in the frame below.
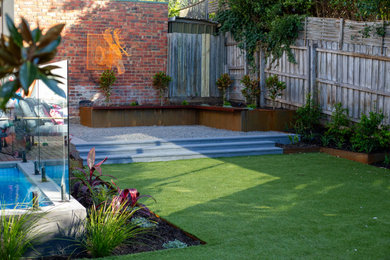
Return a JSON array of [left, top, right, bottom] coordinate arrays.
[[79, 106, 296, 132], [320, 147, 388, 164]]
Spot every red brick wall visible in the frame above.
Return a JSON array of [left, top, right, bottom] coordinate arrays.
[[14, 0, 168, 118]]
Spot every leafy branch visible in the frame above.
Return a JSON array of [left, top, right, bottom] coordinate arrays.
[[0, 15, 66, 109]]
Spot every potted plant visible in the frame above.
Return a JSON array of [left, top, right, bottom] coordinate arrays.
[[152, 72, 172, 106], [240, 75, 260, 108], [216, 73, 233, 106], [265, 75, 286, 110], [99, 70, 116, 102]]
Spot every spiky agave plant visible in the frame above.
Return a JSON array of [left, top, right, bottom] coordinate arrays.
[[0, 15, 66, 108]]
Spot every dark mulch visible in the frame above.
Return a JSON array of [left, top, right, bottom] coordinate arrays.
[[276, 142, 320, 154], [371, 162, 390, 170], [26, 211, 203, 259]]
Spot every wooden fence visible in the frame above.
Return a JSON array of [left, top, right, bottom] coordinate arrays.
[[168, 33, 226, 100], [225, 17, 390, 124]]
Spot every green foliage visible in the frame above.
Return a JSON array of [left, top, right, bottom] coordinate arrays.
[[323, 103, 352, 149], [383, 154, 390, 167], [223, 100, 232, 107], [152, 72, 172, 106], [0, 208, 42, 260], [162, 239, 188, 249], [99, 70, 116, 102], [265, 75, 286, 110], [216, 73, 233, 102], [181, 100, 189, 105], [288, 134, 300, 144], [312, 0, 389, 21], [294, 94, 321, 142], [240, 75, 260, 106], [82, 203, 143, 258], [168, 0, 181, 18], [350, 111, 390, 153], [356, 0, 390, 20], [247, 104, 256, 109], [216, 0, 306, 67], [0, 15, 65, 109], [130, 101, 138, 106]]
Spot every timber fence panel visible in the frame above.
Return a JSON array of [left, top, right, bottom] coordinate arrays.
[[224, 18, 390, 124], [168, 33, 225, 99]]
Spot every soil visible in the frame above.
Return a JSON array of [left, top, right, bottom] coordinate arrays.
[[26, 211, 203, 259]]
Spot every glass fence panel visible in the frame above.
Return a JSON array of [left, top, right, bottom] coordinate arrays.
[[0, 60, 70, 207]]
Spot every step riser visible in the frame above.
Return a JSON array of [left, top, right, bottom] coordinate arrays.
[[78, 143, 275, 157], [84, 149, 283, 164]]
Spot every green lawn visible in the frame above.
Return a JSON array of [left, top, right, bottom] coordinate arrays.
[[100, 153, 390, 259]]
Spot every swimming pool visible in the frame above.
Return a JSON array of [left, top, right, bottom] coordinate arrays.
[[0, 167, 53, 209]]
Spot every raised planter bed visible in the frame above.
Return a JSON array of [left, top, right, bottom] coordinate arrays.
[[79, 105, 296, 132], [320, 147, 388, 164]]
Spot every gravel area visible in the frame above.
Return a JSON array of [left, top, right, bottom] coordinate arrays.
[[70, 124, 284, 142]]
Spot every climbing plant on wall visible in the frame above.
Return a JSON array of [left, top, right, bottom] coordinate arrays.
[[216, 0, 310, 68]]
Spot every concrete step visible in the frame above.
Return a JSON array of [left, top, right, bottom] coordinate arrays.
[[77, 140, 276, 157], [74, 134, 294, 151], [73, 134, 294, 164], [93, 146, 283, 164]]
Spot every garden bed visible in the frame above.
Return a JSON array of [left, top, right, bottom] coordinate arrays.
[[27, 210, 204, 259], [319, 147, 388, 164], [79, 105, 296, 132]]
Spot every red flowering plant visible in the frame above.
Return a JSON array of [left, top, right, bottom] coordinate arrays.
[[71, 147, 116, 208], [111, 182, 156, 215]]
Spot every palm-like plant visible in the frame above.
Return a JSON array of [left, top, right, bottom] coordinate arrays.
[[0, 15, 66, 108]]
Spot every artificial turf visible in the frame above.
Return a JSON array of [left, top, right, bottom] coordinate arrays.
[[99, 153, 390, 259]]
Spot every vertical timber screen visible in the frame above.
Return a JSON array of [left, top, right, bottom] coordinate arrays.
[[168, 32, 226, 100]]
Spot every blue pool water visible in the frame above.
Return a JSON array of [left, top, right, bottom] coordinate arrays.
[[0, 167, 52, 209], [45, 165, 70, 194]]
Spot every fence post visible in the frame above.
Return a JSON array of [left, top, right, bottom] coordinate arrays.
[[338, 18, 344, 50], [259, 49, 266, 107], [309, 43, 318, 104]]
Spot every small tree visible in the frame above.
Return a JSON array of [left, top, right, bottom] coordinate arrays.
[[0, 15, 66, 109], [152, 72, 171, 106], [99, 70, 116, 102], [265, 75, 286, 110], [240, 75, 260, 107], [216, 73, 233, 104]]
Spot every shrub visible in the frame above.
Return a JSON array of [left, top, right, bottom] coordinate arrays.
[[99, 70, 116, 102], [350, 111, 390, 153], [265, 75, 286, 110], [82, 202, 144, 258], [152, 72, 172, 106], [131, 217, 158, 228], [241, 75, 260, 107], [130, 101, 138, 106], [323, 103, 352, 149], [0, 208, 43, 260], [181, 100, 189, 105], [216, 73, 233, 103], [162, 239, 188, 249], [294, 94, 322, 142]]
